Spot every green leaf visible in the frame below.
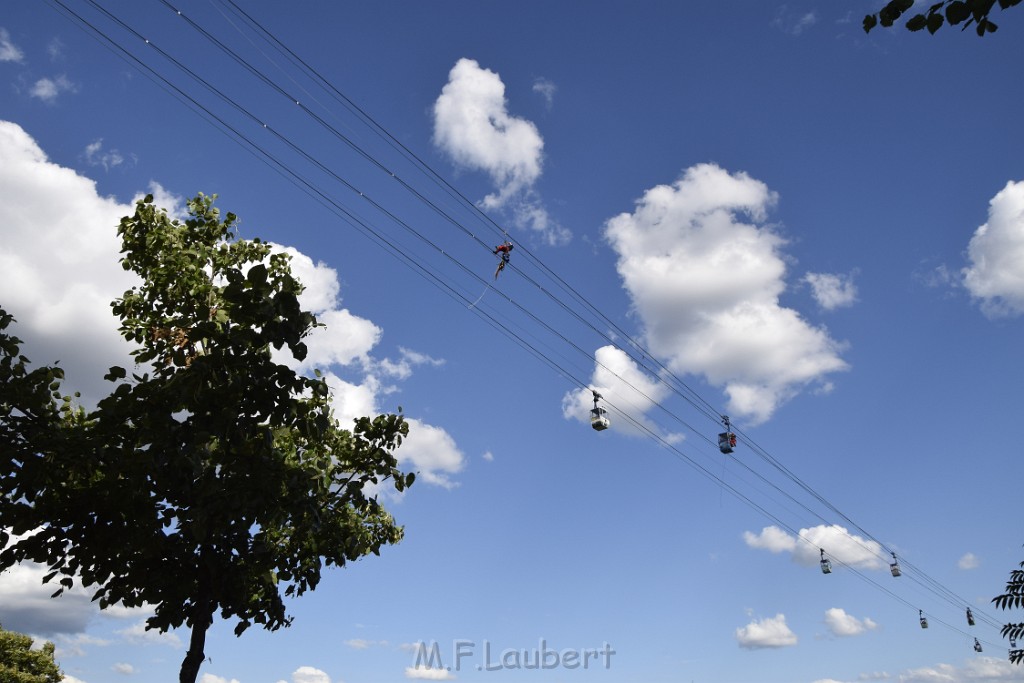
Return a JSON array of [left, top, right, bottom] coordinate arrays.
[[906, 14, 929, 29], [946, 0, 971, 23], [104, 366, 127, 382]]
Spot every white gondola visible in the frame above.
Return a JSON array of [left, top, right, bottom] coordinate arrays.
[[590, 391, 610, 431], [718, 415, 736, 454], [890, 552, 902, 577], [919, 610, 928, 629], [820, 549, 832, 574], [974, 638, 983, 652]]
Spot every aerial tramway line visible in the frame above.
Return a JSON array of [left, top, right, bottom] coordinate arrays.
[[43, 0, 1015, 658]]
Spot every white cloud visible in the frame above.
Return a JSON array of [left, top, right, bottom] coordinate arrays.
[[895, 658, 1022, 682], [405, 666, 456, 680], [823, 608, 877, 637], [735, 614, 797, 649], [114, 620, 182, 648], [962, 180, 1024, 317], [482, 451, 494, 462], [201, 675, 241, 683], [0, 120, 139, 404], [561, 345, 683, 442], [83, 139, 130, 171], [433, 58, 568, 245], [112, 662, 136, 675], [958, 553, 980, 570], [344, 638, 387, 649], [773, 8, 818, 35], [532, 77, 556, 108], [805, 272, 858, 310], [399, 419, 466, 489], [742, 526, 796, 554], [62, 676, 89, 683], [277, 666, 331, 683], [52, 633, 112, 659], [744, 524, 887, 570], [0, 560, 95, 635], [30, 75, 76, 103], [0, 28, 24, 62], [603, 163, 848, 424]]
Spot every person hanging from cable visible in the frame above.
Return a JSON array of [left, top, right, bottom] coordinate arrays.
[[493, 239, 513, 279]]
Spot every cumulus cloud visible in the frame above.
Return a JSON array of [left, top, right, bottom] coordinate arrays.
[[743, 525, 887, 570], [823, 608, 877, 637], [735, 614, 797, 649], [201, 675, 241, 683], [112, 662, 136, 675], [0, 120, 139, 403], [0, 27, 24, 62], [84, 139, 131, 171], [958, 553, 980, 570], [899, 657, 1022, 682], [405, 666, 456, 680], [433, 58, 568, 245], [30, 75, 76, 103], [114, 620, 182, 648], [804, 272, 858, 310], [276, 666, 332, 683], [962, 180, 1024, 317], [398, 419, 466, 489], [0, 560, 95, 635], [603, 163, 848, 424], [561, 345, 683, 442]]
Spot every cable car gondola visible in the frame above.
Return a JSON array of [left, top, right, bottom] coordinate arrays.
[[974, 638, 983, 652], [718, 415, 737, 454], [967, 608, 975, 626], [820, 549, 832, 574], [919, 610, 928, 629], [890, 552, 902, 577], [590, 390, 610, 432]]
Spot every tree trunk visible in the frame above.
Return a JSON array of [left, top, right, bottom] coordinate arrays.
[[179, 564, 213, 683], [179, 612, 212, 683]]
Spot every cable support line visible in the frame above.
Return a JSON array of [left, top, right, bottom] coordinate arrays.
[[145, 11, 991, 630], [52, 0, 1005, 645]]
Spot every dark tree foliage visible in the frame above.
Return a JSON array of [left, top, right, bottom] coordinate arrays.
[[864, 0, 1022, 35], [992, 554, 1024, 664], [0, 623, 63, 683], [0, 194, 415, 683]]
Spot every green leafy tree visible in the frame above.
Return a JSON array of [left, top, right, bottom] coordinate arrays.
[[864, 0, 1022, 36], [0, 194, 415, 683], [0, 623, 63, 683], [992, 553, 1024, 664]]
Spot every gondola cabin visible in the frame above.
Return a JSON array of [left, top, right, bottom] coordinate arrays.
[[820, 549, 832, 574], [919, 610, 928, 629], [718, 431, 736, 454], [974, 638, 983, 652], [890, 553, 902, 577], [967, 608, 975, 626], [590, 391, 610, 431]]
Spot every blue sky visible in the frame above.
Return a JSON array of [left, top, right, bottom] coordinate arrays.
[[2, 2, 1024, 682]]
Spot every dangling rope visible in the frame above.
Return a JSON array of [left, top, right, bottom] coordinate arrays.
[[468, 282, 491, 309]]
